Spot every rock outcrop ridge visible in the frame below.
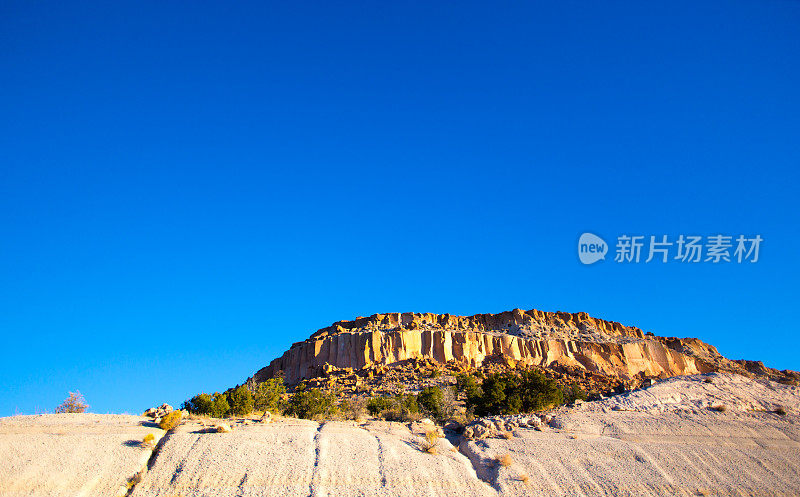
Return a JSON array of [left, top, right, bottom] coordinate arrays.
[[250, 309, 779, 385]]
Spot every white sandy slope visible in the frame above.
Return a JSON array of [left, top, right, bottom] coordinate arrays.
[[462, 373, 800, 496], [1, 373, 798, 497], [131, 417, 495, 497], [0, 414, 165, 497]]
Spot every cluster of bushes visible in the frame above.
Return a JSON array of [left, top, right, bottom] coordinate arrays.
[[283, 386, 337, 419], [183, 379, 286, 418], [365, 386, 460, 423], [459, 370, 585, 416], [366, 393, 421, 421], [183, 368, 586, 422]]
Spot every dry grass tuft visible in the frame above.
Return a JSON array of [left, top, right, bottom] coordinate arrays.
[[518, 473, 530, 484], [697, 488, 711, 496], [159, 411, 183, 431], [142, 433, 155, 448], [126, 472, 142, 489], [501, 431, 513, 439], [420, 430, 440, 454], [497, 453, 513, 467]]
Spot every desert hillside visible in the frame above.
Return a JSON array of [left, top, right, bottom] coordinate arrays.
[[1, 373, 798, 496]]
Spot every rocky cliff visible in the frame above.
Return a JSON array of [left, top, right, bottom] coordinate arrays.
[[248, 309, 795, 387]]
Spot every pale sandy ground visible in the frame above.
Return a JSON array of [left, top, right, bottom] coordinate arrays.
[[131, 418, 494, 497], [462, 373, 800, 497], [1, 373, 798, 497], [0, 414, 165, 497]]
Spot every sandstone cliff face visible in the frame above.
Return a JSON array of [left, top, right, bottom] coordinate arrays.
[[251, 309, 723, 385]]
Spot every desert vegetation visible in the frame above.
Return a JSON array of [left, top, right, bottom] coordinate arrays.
[[283, 387, 337, 420], [182, 367, 585, 424], [464, 370, 576, 416], [419, 429, 441, 454], [496, 453, 514, 467], [55, 391, 89, 413], [142, 433, 156, 448], [183, 379, 286, 418], [158, 411, 182, 430], [366, 393, 422, 421]]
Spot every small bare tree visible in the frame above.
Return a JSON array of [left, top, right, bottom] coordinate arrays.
[[55, 391, 89, 413]]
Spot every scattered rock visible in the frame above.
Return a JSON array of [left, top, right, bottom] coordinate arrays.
[[144, 403, 174, 420]]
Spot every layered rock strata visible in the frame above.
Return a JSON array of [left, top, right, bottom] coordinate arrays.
[[252, 309, 733, 385]]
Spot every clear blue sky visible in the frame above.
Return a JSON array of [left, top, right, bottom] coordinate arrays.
[[1, 1, 798, 415]]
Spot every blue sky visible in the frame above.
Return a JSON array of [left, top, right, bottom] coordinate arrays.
[[1, 1, 798, 415]]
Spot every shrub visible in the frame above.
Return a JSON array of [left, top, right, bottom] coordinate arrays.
[[182, 393, 214, 415], [254, 379, 286, 413], [55, 391, 89, 413], [776, 406, 787, 416], [420, 430, 440, 454], [712, 404, 727, 412], [367, 396, 393, 416], [182, 392, 231, 418], [159, 410, 182, 430], [501, 431, 513, 439], [468, 370, 564, 416], [456, 373, 481, 400], [396, 394, 419, 415], [285, 389, 336, 420], [210, 394, 230, 417], [126, 472, 142, 489], [367, 394, 420, 421], [226, 385, 254, 416], [417, 387, 444, 419], [497, 453, 513, 467], [562, 383, 588, 404], [339, 397, 366, 420], [142, 433, 155, 448]]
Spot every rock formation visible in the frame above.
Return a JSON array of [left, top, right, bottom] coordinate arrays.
[[249, 309, 797, 387]]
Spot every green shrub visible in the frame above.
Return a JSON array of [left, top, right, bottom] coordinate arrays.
[[367, 396, 394, 416], [254, 379, 286, 412], [226, 385, 254, 416], [159, 410, 182, 430], [182, 392, 231, 418], [182, 392, 232, 418], [210, 394, 230, 417], [182, 393, 213, 415], [456, 373, 481, 400], [285, 389, 337, 419], [339, 397, 366, 420], [366, 394, 420, 420], [561, 383, 588, 404], [467, 370, 564, 416], [417, 387, 444, 419]]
